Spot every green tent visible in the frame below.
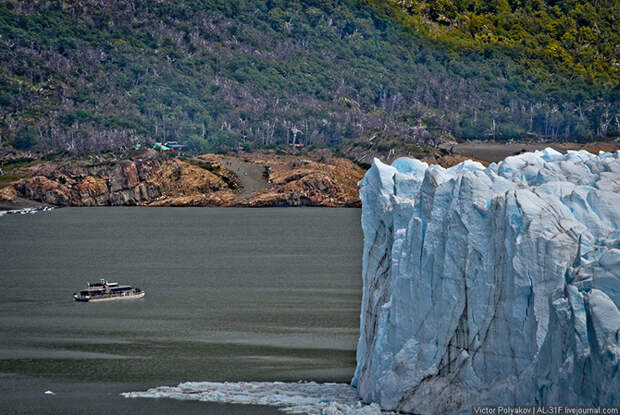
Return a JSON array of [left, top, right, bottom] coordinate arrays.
[[153, 142, 171, 151]]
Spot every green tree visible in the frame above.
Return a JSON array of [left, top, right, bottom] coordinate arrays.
[[12, 128, 39, 150]]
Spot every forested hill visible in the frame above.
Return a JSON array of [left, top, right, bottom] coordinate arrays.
[[0, 0, 617, 157]]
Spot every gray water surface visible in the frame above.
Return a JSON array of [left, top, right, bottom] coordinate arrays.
[[0, 207, 362, 414]]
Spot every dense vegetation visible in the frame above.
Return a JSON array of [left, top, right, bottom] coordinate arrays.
[[391, 0, 618, 86], [0, 0, 617, 156]]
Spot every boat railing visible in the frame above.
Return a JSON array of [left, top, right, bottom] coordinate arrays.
[[90, 289, 141, 298]]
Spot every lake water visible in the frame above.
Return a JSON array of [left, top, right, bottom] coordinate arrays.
[[0, 207, 363, 414]]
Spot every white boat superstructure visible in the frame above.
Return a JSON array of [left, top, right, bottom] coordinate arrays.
[[73, 279, 145, 302]]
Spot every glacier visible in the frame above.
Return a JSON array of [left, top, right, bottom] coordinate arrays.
[[353, 148, 620, 414]]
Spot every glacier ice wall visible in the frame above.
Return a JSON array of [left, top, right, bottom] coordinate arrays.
[[353, 148, 620, 414]]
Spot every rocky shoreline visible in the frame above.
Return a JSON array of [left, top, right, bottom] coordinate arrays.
[[0, 150, 365, 208]]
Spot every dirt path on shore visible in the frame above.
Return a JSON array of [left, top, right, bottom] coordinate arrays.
[[212, 157, 270, 199]]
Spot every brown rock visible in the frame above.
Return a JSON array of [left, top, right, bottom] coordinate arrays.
[[107, 165, 124, 192], [13, 176, 72, 205], [75, 176, 108, 197], [121, 161, 140, 188], [0, 186, 17, 202]]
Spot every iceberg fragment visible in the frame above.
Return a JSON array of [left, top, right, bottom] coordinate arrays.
[[354, 148, 620, 414], [122, 381, 394, 415]]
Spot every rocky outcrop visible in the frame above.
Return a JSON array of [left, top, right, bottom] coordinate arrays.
[[1, 151, 365, 207], [0, 185, 17, 201], [230, 154, 364, 207], [6, 156, 229, 207]]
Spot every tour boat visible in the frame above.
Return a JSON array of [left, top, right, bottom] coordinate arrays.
[[73, 279, 145, 302]]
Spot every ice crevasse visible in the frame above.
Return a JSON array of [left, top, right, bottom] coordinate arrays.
[[353, 148, 620, 414]]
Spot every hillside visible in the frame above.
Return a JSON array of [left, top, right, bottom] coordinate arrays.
[[0, 0, 617, 158], [388, 0, 618, 87]]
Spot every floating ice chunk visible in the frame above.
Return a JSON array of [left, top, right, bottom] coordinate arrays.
[[0, 206, 55, 217], [122, 381, 395, 415]]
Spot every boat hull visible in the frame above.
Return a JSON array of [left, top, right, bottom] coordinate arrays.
[[73, 291, 145, 302]]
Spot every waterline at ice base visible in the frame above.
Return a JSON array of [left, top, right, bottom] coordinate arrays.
[[125, 148, 619, 415]]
